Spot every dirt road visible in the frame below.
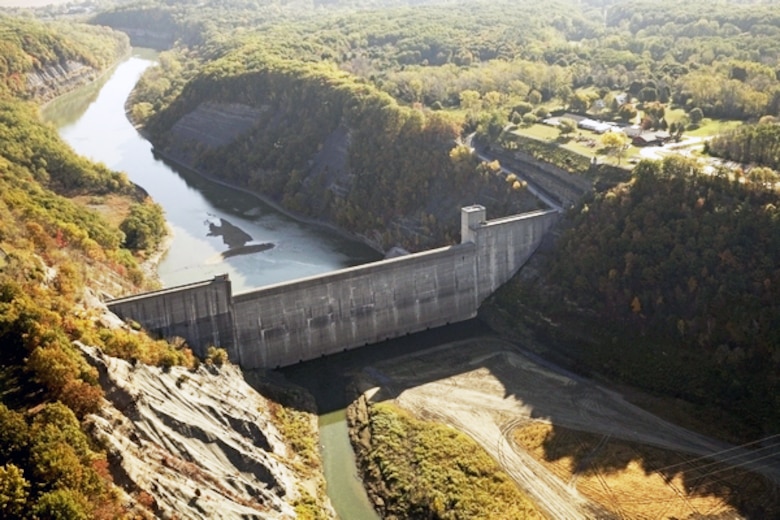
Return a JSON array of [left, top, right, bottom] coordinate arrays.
[[355, 336, 780, 519]]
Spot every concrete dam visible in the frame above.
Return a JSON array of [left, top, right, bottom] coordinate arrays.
[[107, 206, 558, 369]]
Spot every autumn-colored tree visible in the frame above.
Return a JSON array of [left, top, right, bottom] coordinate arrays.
[[0, 464, 29, 518], [599, 131, 628, 164], [557, 118, 577, 139]]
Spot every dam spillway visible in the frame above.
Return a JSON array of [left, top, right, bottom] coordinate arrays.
[[107, 206, 558, 369]]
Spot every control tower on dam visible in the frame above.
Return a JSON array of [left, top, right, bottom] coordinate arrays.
[[107, 206, 558, 369]]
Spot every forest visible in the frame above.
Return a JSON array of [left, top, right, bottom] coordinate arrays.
[[95, 0, 780, 251], [491, 156, 780, 436]]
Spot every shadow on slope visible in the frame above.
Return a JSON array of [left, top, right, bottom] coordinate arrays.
[[277, 319, 780, 518]]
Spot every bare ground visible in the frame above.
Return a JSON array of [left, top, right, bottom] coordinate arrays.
[[353, 336, 780, 519]]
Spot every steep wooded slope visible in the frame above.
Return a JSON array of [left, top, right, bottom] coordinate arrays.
[[488, 156, 780, 437], [144, 51, 541, 251]]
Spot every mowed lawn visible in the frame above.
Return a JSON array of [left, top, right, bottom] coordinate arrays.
[[511, 123, 640, 164]]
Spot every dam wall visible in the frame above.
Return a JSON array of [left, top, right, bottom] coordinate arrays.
[[107, 206, 558, 369], [232, 243, 477, 368], [107, 275, 234, 351]]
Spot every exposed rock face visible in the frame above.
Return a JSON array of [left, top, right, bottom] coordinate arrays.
[[81, 344, 316, 519], [166, 102, 268, 163], [110, 27, 176, 49], [26, 61, 101, 101]]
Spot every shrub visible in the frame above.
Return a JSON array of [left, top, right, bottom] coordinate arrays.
[[0, 464, 29, 518], [119, 200, 165, 251], [33, 489, 89, 520], [205, 346, 228, 366]]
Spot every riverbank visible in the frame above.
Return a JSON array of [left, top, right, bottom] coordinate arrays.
[[147, 145, 388, 256]]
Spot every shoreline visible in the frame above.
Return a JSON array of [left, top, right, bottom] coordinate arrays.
[[39, 47, 132, 110], [138, 222, 174, 289], [147, 145, 387, 256]]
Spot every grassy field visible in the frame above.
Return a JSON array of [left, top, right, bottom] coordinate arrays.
[[511, 123, 640, 166], [514, 422, 779, 518]]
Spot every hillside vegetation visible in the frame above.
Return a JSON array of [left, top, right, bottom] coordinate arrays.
[[144, 48, 540, 250], [0, 14, 130, 100], [490, 155, 780, 437], [349, 399, 545, 519], [0, 14, 185, 517]]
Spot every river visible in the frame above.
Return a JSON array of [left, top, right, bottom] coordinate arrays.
[[42, 48, 381, 519], [44, 48, 381, 294]]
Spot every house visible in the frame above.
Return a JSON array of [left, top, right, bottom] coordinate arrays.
[[630, 130, 671, 146]]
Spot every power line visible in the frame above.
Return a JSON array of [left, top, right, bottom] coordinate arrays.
[[654, 442, 780, 479], [684, 451, 780, 482], [649, 433, 780, 474]]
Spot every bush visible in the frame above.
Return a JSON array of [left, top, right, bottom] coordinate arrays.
[[0, 464, 29, 518], [205, 346, 228, 366], [521, 113, 537, 126], [33, 489, 89, 520]]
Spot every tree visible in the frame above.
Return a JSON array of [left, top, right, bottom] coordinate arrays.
[[639, 86, 657, 102], [600, 131, 629, 164], [477, 111, 507, 143], [512, 101, 533, 116], [0, 464, 29, 518], [558, 118, 577, 139], [458, 89, 481, 112], [33, 489, 89, 520], [0, 404, 29, 462], [120, 200, 166, 251], [483, 90, 502, 109], [569, 91, 592, 112], [617, 102, 638, 123], [521, 113, 537, 126], [527, 89, 542, 105], [747, 166, 778, 189], [688, 107, 704, 125]]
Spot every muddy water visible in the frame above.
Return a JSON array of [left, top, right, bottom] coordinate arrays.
[[42, 48, 383, 518]]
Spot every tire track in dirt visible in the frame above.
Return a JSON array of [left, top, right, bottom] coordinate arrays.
[[359, 337, 780, 517]]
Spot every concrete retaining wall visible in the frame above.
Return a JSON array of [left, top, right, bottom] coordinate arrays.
[[107, 206, 557, 368], [107, 275, 234, 351]]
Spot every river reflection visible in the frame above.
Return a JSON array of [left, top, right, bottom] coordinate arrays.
[[43, 48, 381, 293]]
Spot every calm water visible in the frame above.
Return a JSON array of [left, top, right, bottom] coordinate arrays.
[[43, 48, 381, 519], [43, 48, 380, 294]]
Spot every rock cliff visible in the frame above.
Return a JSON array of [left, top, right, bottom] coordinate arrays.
[[81, 344, 332, 519], [27, 60, 102, 102]]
